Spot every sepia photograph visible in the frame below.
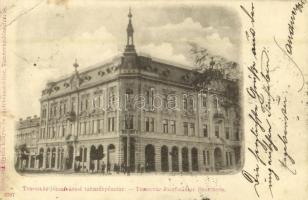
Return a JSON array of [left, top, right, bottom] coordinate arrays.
[[13, 4, 243, 175]]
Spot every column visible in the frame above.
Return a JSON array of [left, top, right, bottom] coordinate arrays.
[[42, 148, 46, 170], [93, 160, 97, 172], [35, 156, 39, 169], [188, 148, 192, 172], [168, 146, 172, 172], [155, 145, 161, 172], [27, 155, 31, 169], [72, 144, 76, 171], [87, 146, 91, 172], [231, 150, 235, 168], [54, 148, 58, 170], [210, 148, 215, 172], [59, 149, 62, 170], [81, 147, 85, 172], [127, 135, 130, 172], [178, 147, 182, 172], [198, 147, 203, 172], [137, 138, 145, 170], [18, 153, 22, 170], [118, 138, 124, 167], [222, 147, 226, 170], [49, 151, 52, 169]]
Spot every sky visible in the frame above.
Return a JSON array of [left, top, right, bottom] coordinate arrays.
[[12, 1, 241, 118]]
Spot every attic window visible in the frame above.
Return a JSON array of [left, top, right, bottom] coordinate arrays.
[[84, 75, 91, 81], [162, 69, 170, 77], [63, 83, 70, 88], [98, 71, 105, 76], [54, 86, 60, 91]]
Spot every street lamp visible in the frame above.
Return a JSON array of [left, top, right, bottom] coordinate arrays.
[[124, 114, 133, 175]]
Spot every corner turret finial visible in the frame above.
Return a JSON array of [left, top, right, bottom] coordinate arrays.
[[126, 7, 134, 46], [73, 59, 79, 71], [128, 7, 132, 18]]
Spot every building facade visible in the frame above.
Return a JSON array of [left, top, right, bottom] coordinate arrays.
[[15, 10, 242, 174], [15, 116, 40, 170]]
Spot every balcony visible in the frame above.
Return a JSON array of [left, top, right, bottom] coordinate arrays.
[[213, 112, 224, 119], [64, 111, 76, 122], [65, 134, 77, 142]]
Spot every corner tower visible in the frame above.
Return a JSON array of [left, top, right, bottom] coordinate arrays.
[[124, 8, 137, 55]]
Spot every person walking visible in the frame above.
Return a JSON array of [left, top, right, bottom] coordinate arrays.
[[101, 161, 106, 174]]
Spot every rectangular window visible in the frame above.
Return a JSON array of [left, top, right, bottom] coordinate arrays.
[[92, 98, 96, 109], [98, 95, 101, 108], [183, 95, 188, 110], [229, 152, 233, 166], [207, 150, 210, 165], [88, 121, 91, 134], [145, 88, 154, 110], [52, 126, 56, 138], [100, 119, 104, 133], [203, 150, 206, 165], [79, 122, 82, 135], [62, 125, 66, 137], [145, 117, 150, 132], [85, 99, 89, 110], [70, 124, 73, 135], [108, 87, 116, 108], [190, 123, 195, 136], [80, 100, 84, 111], [49, 107, 52, 118], [42, 108, 46, 118], [150, 118, 155, 132], [108, 117, 115, 132], [150, 88, 154, 109], [108, 118, 111, 132], [84, 122, 87, 135], [163, 94, 168, 109], [102, 93, 105, 109], [59, 105, 62, 115], [168, 94, 176, 109], [170, 120, 176, 134], [92, 120, 95, 134], [63, 103, 66, 114], [235, 128, 240, 140], [189, 97, 194, 111], [215, 125, 220, 138], [125, 115, 134, 129], [97, 119, 101, 133], [225, 127, 230, 139], [112, 118, 115, 131], [183, 122, 188, 136], [145, 90, 150, 106], [71, 100, 76, 112], [163, 119, 168, 133], [203, 124, 208, 137], [202, 96, 207, 108]]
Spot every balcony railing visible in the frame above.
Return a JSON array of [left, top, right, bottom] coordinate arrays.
[[213, 111, 224, 119], [65, 111, 76, 122]]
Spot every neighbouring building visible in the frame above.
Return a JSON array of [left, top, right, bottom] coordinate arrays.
[[15, 115, 40, 170], [15, 9, 242, 174]]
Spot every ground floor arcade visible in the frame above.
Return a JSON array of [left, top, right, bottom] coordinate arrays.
[[15, 137, 241, 173]]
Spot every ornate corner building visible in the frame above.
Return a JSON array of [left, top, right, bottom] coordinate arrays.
[[15, 9, 243, 174]]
